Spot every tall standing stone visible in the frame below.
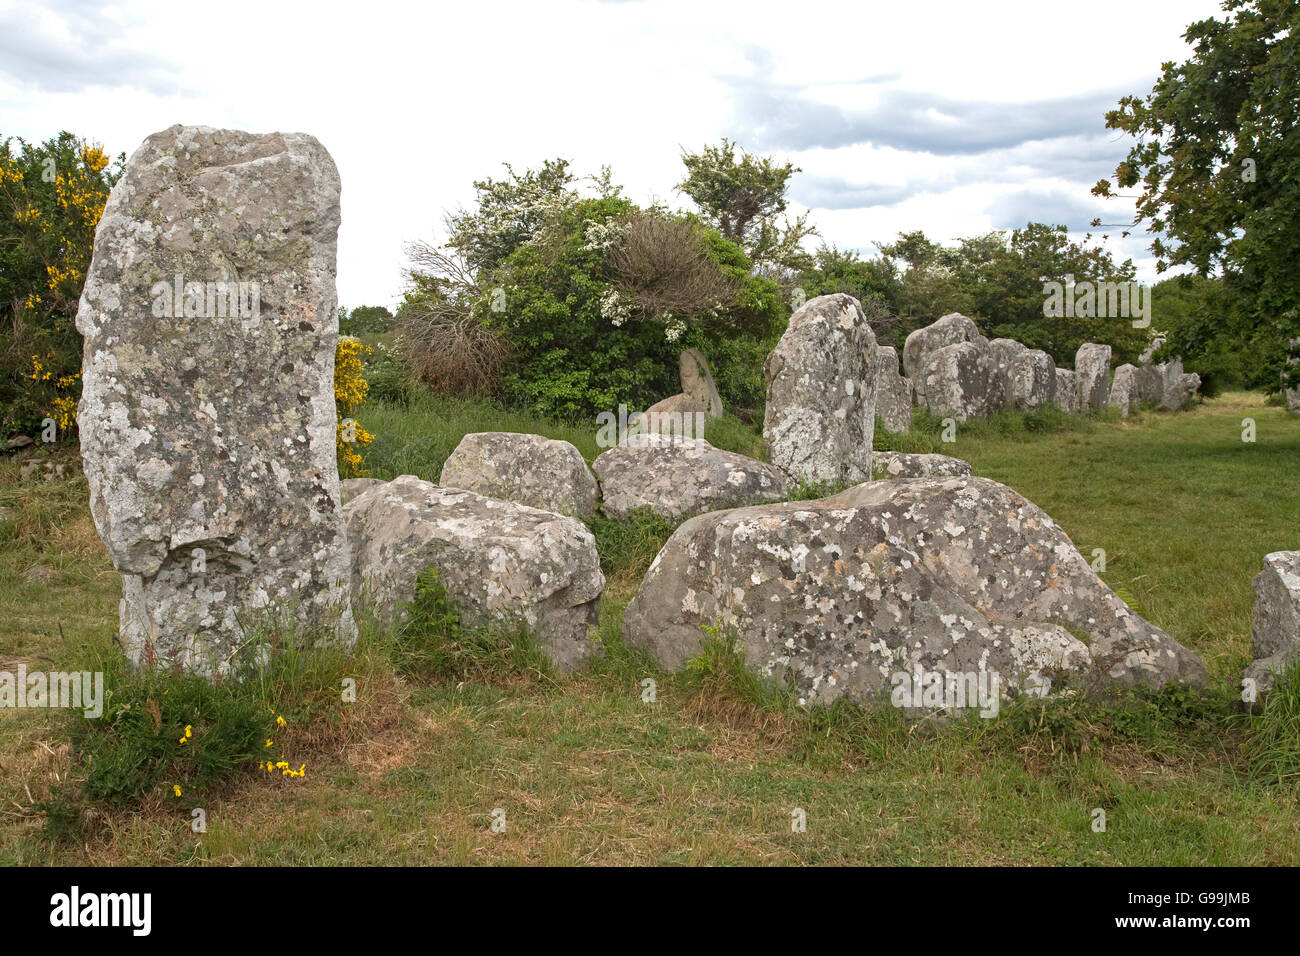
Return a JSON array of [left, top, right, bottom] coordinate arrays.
[[874, 345, 912, 434], [1007, 349, 1055, 410], [76, 125, 354, 677], [1076, 343, 1112, 412], [902, 313, 986, 404], [919, 341, 993, 422], [764, 293, 878, 485], [1053, 368, 1081, 414], [987, 338, 1028, 412], [1109, 364, 1140, 417]]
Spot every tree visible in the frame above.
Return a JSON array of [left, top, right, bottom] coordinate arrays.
[[339, 304, 393, 336], [1, 131, 123, 437], [445, 158, 577, 275], [677, 139, 815, 287], [1093, 0, 1300, 387]]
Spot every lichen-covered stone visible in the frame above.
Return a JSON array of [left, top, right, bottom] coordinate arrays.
[[341, 478, 384, 505], [345, 475, 603, 670], [987, 338, 1028, 413], [1007, 349, 1056, 410], [646, 349, 724, 420], [1136, 364, 1164, 405], [1159, 357, 1200, 411], [1242, 551, 1300, 705], [623, 476, 1206, 707], [1109, 364, 1140, 418], [592, 433, 788, 521], [874, 345, 912, 435], [439, 432, 599, 520], [763, 294, 877, 485], [872, 452, 972, 479], [919, 341, 993, 422], [902, 313, 986, 388], [76, 124, 353, 676], [1053, 368, 1081, 414], [1076, 343, 1112, 412]]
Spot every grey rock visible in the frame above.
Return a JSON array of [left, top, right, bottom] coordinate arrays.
[[1242, 551, 1300, 705], [872, 452, 972, 479], [1053, 368, 1081, 414], [920, 341, 993, 422], [75, 125, 353, 676], [1159, 357, 1200, 411], [645, 349, 723, 421], [6, 435, 33, 450], [440, 432, 599, 520], [340, 478, 384, 505], [1076, 343, 1112, 412], [1109, 364, 1140, 418], [623, 475, 1207, 708], [987, 338, 1028, 413], [1137, 364, 1165, 405], [763, 294, 878, 486], [592, 433, 788, 521], [345, 475, 604, 670], [903, 313, 986, 389], [1007, 349, 1056, 410], [874, 345, 913, 435]]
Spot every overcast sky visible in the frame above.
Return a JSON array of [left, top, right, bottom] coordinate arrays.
[[1, 0, 1225, 310]]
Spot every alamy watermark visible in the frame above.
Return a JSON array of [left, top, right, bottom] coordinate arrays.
[[0, 665, 103, 718], [1042, 275, 1150, 328], [889, 667, 1002, 718], [151, 273, 261, 323], [595, 403, 706, 451]]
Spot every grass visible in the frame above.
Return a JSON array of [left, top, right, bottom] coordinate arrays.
[[0, 390, 1297, 865]]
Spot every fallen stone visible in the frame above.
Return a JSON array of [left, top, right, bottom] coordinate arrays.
[[340, 477, 384, 505], [592, 433, 788, 521], [623, 475, 1207, 708], [76, 125, 355, 676], [763, 294, 878, 486], [872, 452, 972, 479], [440, 432, 599, 520], [345, 475, 603, 670]]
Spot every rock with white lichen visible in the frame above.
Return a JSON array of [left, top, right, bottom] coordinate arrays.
[[622, 475, 1207, 708], [76, 124, 354, 677]]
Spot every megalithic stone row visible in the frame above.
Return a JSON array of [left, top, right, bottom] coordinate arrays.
[[76, 125, 355, 677]]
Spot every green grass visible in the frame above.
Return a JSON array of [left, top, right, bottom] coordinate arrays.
[[1, 391, 1297, 865]]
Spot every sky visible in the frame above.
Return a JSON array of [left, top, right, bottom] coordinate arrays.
[[0, 0, 1227, 311]]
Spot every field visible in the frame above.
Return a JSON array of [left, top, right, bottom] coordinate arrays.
[[1, 391, 1297, 865]]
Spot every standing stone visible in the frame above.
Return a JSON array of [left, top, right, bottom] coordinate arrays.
[[1076, 343, 1112, 412], [1109, 364, 1140, 418], [1007, 349, 1056, 410], [919, 341, 993, 422], [1242, 551, 1300, 705], [903, 313, 987, 401], [1137, 364, 1164, 405], [646, 348, 724, 420], [874, 345, 912, 434], [987, 338, 1028, 412], [1159, 357, 1200, 411], [76, 125, 353, 676], [1285, 337, 1300, 415], [1053, 368, 1081, 414], [763, 294, 878, 486], [439, 432, 599, 519]]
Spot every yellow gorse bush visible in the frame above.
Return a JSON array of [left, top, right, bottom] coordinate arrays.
[[334, 335, 374, 477]]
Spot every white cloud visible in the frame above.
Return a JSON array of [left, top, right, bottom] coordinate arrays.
[[0, 0, 1225, 302]]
